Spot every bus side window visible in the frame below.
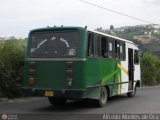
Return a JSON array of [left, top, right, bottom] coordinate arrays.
[[123, 42, 126, 60], [94, 34, 101, 57], [101, 36, 108, 58], [134, 50, 139, 64], [88, 33, 94, 57], [108, 38, 114, 59], [115, 40, 120, 59], [120, 42, 126, 60]]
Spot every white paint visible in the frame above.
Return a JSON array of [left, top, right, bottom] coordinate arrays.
[[30, 39, 47, 53], [109, 43, 112, 51], [59, 38, 70, 48], [51, 36, 56, 40], [68, 49, 76, 56], [120, 46, 123, 53], [120, 42, 140, 94], [30, 48, 37, 53], [37, 39, 47, 48]]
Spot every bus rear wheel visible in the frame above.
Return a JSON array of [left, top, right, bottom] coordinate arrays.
[[48, 97, 67, 106], [95, 86, 108, 107]]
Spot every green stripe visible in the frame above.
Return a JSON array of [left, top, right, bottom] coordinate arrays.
[[101, 69, 119, 85]]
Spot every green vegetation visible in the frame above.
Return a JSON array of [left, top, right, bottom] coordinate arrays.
[[97, 25, 155, 41], [0, 40, 26, 98], [0, 37, 160, 98], [141, 53, 160, 86]]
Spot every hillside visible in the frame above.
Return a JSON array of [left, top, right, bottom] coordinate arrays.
[[96, 24, 160, 56]]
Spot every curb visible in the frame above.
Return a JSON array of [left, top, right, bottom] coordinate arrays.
[[0, 98, 8, 102], [140, 85, 160, 89], [0, 97, 45, 104]]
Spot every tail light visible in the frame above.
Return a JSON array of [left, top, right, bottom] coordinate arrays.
[[67, 70, 73, 79], [29, 62, 36, 85], [29, 77, 35, 85], [67, 62, 73, 86], [67, 62, 72, 70]]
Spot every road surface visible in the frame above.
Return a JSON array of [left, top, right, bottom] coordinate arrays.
[[0, 87, 160, 120]]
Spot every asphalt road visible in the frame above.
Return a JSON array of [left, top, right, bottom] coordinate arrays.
[[0, 87, 160, 120]]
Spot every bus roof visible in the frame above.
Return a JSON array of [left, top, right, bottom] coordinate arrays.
[[29, 26, 84, 33], [88, 29, 137, 46]]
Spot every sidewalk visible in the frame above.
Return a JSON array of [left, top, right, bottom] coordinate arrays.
[[0, 97, 46, 104]]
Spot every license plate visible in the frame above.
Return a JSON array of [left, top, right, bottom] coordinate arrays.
[[45, 91, 54, 97]]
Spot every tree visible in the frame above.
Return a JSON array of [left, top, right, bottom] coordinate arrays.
[[110, 25, 114, 30]]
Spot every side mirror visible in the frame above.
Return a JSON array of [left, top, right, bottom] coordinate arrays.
[[138, 50, 143, 57]]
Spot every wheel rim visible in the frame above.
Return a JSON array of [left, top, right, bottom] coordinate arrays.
[[100, 88, 107, 104]]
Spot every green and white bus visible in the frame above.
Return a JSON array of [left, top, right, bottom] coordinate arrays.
[[23, 26, 141, 107]]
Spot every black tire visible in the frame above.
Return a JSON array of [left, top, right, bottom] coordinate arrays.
[[95, 86, 108, 107], [127, 86, 137, 97], [48, 97, 67, 106]]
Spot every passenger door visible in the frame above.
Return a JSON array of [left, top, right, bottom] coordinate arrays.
[[128, 48, 134, 90]]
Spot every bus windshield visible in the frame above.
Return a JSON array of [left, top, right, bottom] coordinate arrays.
[[30, 30, 78, 58]]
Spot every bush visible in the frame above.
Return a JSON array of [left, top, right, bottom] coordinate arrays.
[[0, 40, 26, 98], [141, 52, 160, 86]]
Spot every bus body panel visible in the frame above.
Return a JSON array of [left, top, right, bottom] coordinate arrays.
[[23, 61, 87, 89], [83, 58, 121, 97]]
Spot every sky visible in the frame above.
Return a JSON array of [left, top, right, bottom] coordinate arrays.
[[0, 0, 160, 38]]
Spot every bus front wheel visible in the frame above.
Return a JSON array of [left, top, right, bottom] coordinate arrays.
[[95, 86, 108, 107], [48, 97, 67, 106]]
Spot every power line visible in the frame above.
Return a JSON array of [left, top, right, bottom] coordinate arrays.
[[79, 0, 160, 25]]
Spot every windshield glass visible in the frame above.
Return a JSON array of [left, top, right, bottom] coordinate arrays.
[[30, 30, 78, 58]]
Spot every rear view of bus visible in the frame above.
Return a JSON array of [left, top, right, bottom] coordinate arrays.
[[23, 26, 141, 107], [23, 27, 89, 106]]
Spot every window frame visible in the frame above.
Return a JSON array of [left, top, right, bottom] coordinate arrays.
[[101, 36, 108, 58], [87, 32, 101, 58], [30, 30, 79, 58], [88, 32, 94, 57], [94, 34, 101, 58], [87, 31, 126, 61], [114, 39, 121, 60], [134, 50, 139, 64], [119, 41, 126, 61], [108, 37, 114, 59]]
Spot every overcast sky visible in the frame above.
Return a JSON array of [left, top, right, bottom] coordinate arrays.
[[0, 0, 160, 37]]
